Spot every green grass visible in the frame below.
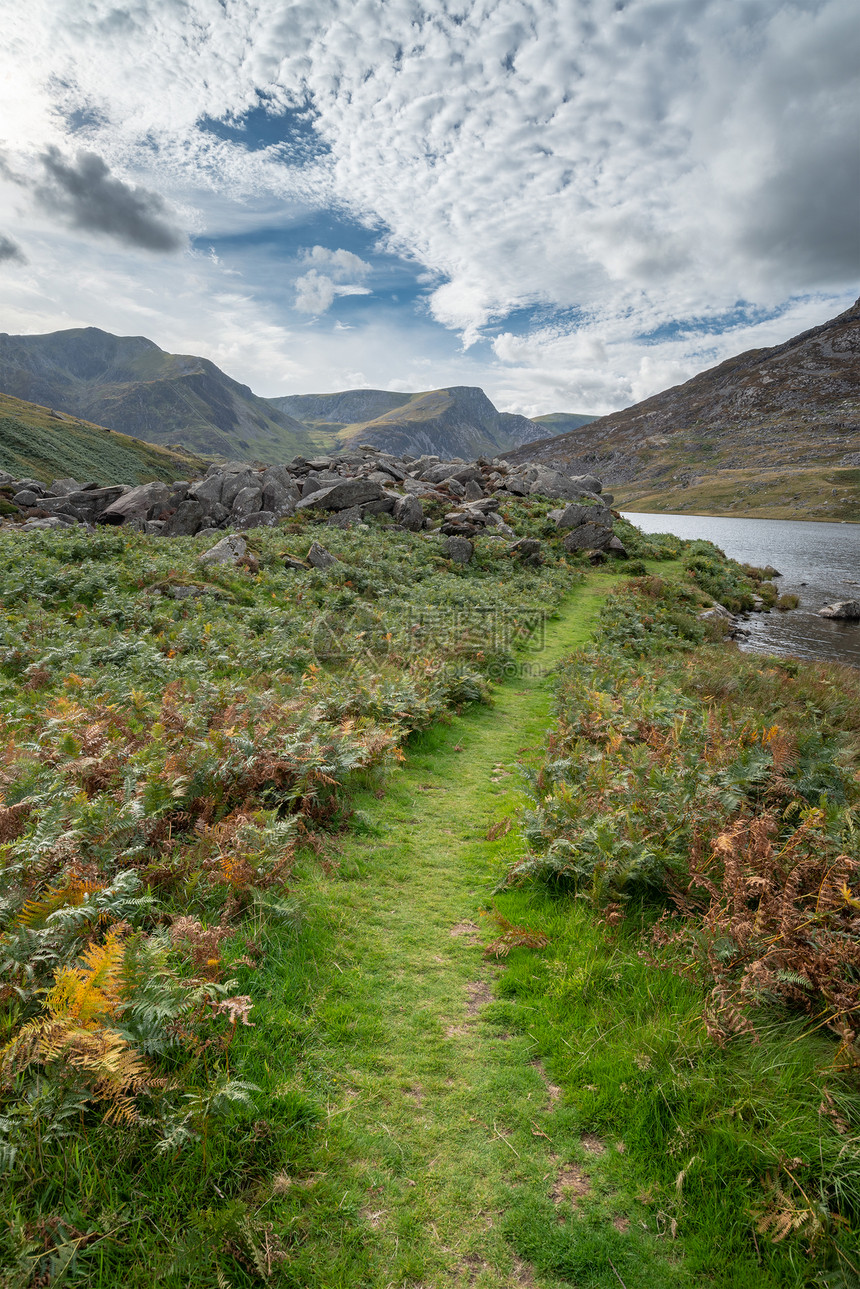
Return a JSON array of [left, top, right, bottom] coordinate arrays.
[[0, 391, 205, 485], [1, 512, 856, 1287]]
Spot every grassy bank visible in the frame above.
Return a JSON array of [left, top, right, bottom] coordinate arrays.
[[618, 464, 860, 523]]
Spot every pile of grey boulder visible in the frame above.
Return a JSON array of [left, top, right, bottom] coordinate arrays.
[[0, 449, 623, 565]]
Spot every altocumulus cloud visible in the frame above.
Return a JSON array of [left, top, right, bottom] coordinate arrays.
[[35, 148, 185, 252], [0, 0, 857, 410]]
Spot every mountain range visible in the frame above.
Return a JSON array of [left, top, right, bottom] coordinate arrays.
[[0, 327, 584, 465], [508, 297, 860, 522], [2, 301, 857, 521]]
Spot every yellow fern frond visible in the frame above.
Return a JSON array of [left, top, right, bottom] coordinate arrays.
[[18, 878, 104, 928], [44, 932, 126, 1025]]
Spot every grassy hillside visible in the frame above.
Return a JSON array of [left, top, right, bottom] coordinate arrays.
[[0, 328, 317, 464], [0, 391, 205, 484]]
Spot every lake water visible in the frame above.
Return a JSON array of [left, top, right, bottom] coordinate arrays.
[[622, 512, 860, 668]]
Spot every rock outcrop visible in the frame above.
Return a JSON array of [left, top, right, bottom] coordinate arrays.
[[1, 449, 619, 557]]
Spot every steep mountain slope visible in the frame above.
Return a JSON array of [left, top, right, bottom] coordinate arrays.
[[0, 391, 204, 485], [508, 297, 860, 520], [0, 328, 314, 462], [270, 389, 413, 431], [0, 326, 586, 465], [273, 385, 549, 458]]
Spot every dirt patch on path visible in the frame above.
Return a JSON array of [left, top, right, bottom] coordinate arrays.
[[552, 1163, 592, 1208], [450, 920, 481, 944], [465, 980, 493, 1014]]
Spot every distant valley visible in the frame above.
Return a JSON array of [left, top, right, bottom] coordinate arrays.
[[0, 327, 591, 466]]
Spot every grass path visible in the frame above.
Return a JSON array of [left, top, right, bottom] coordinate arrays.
[[260, 573, 686, 1288]]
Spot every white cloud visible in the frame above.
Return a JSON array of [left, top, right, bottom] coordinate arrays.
[[0, 0, 856, 410], [300, 245, 371, 280], [293, 244, 372, 313]]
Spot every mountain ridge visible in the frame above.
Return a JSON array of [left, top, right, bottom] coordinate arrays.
[[0, 328, 572, 464], [506, 297, 860, 521]]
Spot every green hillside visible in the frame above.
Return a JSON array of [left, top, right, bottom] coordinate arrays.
[[0, 328, 315, 463], [0, 391, 205, 485]]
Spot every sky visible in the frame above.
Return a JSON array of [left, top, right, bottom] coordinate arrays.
[[0, 0, 857, 417]]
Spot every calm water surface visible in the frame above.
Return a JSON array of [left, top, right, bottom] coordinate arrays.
[[622, 512, 860, 667]]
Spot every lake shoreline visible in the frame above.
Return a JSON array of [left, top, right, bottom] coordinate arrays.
[[623, 508, 860, 525], [621, 510, 860, 668]]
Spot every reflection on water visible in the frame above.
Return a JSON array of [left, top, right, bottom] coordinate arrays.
[[622, 512, 860, 668]]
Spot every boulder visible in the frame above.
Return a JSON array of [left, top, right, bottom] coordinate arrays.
[[443, 535, 474, 564], [198, 535, 247, 566], [555, 501, 612, 529], [484, 512, 516, 539], [296, 479, 385, 512], [361, 492, 398, 515], [462, 479, 485, 501], [307, 541, 339, 569], [221, 471, 256, 509], [422, 462, 462, 484], [326, 505, 364, 529], [189, 474, 226, 506], [445, 478, 466, 497], [48, 478, 81, 496], [569, 474, 603, 495], [99, 482, 172, 525], [393, 494, 424, 531], [529, 466, 600, 502], [509, 538, 543, 565], [235, 510, 276, 530], [261, 471, 300, 514], [64, 486, 127, 519], [449, 465, 483, 485], [12, 490, 41, 508], [164, 500, 206, 536], [205, 502, 231, 528], [607, 535, 628, 558], [562, 522, 614, 552], [20, 516, 69, 530], [231, 485, 264, 518], [818, 600, 860, 620], [300, 472, 338, 498]]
